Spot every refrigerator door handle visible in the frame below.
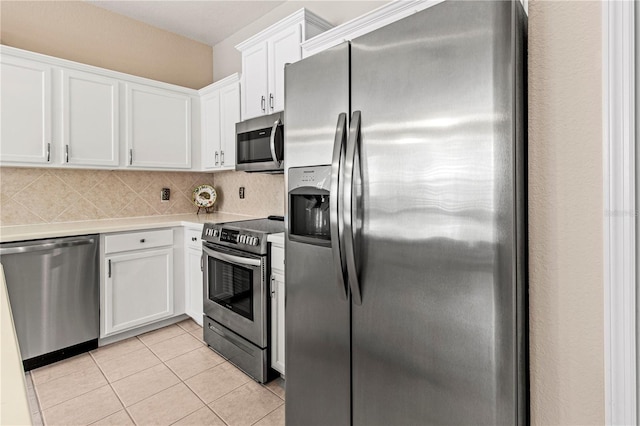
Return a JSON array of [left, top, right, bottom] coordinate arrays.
[[330, 112, 348, 300], [344, 110, 363, 305]]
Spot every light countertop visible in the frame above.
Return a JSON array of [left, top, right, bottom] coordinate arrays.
[[1, 264, 31, 425], [0, 212, 257, 243], [267, 232, 285, 246]]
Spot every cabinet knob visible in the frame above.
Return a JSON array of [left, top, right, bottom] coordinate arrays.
[[140, 239, 146, 243], [192, 237, 197, 241]]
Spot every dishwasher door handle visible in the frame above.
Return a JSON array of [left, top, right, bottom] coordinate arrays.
[[0, 238, 97, 255]]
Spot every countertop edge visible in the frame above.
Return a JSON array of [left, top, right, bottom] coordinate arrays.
[[0, 213, 258, 243], [0, 264, 31, 426]]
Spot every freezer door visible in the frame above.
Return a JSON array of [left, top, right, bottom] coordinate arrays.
[[284, 42, 351, 426], [349, 1, 526, 425]]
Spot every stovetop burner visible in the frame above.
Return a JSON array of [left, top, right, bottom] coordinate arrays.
[[201, 217, 285, 255]]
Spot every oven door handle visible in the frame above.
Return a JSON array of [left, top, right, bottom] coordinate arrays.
[[203, 246, 261, 267]]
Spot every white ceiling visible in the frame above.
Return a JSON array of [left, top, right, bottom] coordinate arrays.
[[86, 1, 287, 47]]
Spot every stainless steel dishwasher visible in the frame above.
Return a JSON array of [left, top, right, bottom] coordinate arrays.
[[0, 235, 99, 370]]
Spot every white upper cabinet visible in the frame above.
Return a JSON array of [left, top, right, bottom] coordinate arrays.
[[199, 73, 240, 171], [236, 9, 332, 120], [0, 55, 53, 165], [241, 44, 269, 120], [268, 24, 302, 114], [0, 45, 199, 171], [125, 83, 192, 169], [62, 69, 119, 167]]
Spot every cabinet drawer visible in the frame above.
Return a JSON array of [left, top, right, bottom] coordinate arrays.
[[271, 246, 284, 274], [105, 229, 173, 254], [185, 228, 203, 249]]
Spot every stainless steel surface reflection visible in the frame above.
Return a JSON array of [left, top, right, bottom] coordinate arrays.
[[0, 235, 99, 362], [284, 42, 351, 426], [285, 1, 527, 425], [350, 2, 523, 424]]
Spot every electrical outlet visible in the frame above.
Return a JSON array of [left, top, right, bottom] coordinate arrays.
[[161, 188, 170, 202], [239, 187, 245, 199]]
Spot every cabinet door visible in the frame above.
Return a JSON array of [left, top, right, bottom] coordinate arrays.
[[241, 42, 269, 120], [0, 56, 52, 164], [271, 272, 285, 374], [219, 82, 240, 169], [186, 247, 204, 326], [126, 83, 191, 169], [268, 24, 302, 114], [62, 69, 119, 167], [201, 90, 221, 170], [104, 248, 174, 336]]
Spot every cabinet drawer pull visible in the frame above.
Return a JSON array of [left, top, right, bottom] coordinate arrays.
[[47, 143, 51, 162], [65, 144, 69, 163], [108, 259, 111, 278], [129, 149, 133, 165], [269, 93, 274, 110], [261, 95, 265, 112]]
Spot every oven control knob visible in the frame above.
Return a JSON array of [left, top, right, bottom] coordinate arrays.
[[239, 235, 245, 244], [252, 237, 260, 246]]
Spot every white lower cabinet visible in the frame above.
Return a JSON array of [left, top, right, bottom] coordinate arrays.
[[184, 226, 204, 326], [101, 229, 176, 338], [269, 235, 285, 375]]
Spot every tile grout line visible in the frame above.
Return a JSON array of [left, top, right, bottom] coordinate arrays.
[[87, 350, 130, 426], [25, 372, 45, 425], [32, 363, 108, 414], [263, 381, 285, 401], [250, 401, 285, 426]]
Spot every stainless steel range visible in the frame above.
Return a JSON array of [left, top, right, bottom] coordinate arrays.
[[201, 217, 284, 383]]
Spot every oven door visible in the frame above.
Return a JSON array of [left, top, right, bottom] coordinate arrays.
[[202, 242, 267, 347]]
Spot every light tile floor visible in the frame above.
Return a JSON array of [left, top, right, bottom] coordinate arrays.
[[26, 319, 285, 426]]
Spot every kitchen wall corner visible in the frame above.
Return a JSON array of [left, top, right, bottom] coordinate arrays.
[[212, 170, 284, 218]]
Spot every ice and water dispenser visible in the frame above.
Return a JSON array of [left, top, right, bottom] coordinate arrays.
[[288, 166, 331, 245]]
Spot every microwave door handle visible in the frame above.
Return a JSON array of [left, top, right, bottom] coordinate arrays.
[[330, 113, 348, 300], [203, 246, 261, 267], [269, 118, 282, 165], [344, 110, 363, 305]]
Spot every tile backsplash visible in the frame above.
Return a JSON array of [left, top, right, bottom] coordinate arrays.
[[0, 167, 284, 226]]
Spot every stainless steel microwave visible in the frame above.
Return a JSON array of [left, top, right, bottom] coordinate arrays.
[[235, 111, 284, 173]]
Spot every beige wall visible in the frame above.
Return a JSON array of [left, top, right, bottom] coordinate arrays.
[[212, 0, 387, 80], [528, 1, 604, 424], [0, 0, 212, 89]]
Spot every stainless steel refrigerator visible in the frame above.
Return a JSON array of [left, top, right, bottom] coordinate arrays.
[[284, 1, 527, 425]]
